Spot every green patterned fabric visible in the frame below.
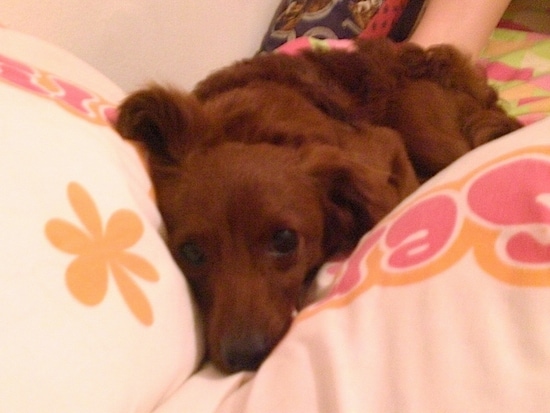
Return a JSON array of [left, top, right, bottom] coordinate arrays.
[[482, 28, 550, 125]]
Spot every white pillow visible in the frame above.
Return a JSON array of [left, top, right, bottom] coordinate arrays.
[[0, 27, 201, 412]]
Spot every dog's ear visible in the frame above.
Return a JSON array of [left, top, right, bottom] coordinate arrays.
[[300, 145, 416, 257], [115, 85, 208, 164]]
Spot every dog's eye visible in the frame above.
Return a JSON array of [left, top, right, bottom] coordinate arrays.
[[270, 229, 299, 256], [179, 242, 206, 266]]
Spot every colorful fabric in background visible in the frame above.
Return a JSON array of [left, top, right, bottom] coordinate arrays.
[[483, 28, 550, 125], [357, 0, 411, 39], [259, 0, 415, 52]]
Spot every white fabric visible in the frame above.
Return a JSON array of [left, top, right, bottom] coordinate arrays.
[[0, 28, 201, 412]]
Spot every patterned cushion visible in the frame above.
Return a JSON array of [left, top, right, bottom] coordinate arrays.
[[259, 0, 415, 52], [0, 27, 201, 412]]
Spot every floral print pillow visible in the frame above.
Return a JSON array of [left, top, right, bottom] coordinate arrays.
[[0, 28, 200, 412]]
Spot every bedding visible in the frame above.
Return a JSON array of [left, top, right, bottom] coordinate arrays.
[[0, 27, 201, 412], [1, 4, 550, 413], [483, 28, 550, 125]]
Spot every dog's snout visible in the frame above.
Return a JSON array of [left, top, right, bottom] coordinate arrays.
[[221, 333, 274, 373]]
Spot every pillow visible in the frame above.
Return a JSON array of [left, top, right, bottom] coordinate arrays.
[[0, 27, 201, 412]]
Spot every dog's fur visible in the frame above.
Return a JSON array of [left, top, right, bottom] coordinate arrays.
[[115, 38, 521, 373]]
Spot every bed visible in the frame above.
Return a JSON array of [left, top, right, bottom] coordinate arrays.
[[1, 2, 549, 412]]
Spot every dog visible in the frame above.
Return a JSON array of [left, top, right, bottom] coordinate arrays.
[[115, 38, 521, 373]]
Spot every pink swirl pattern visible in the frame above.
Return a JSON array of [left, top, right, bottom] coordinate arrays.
[[0, 53, 115, 125], [301, 146, 550, 320]]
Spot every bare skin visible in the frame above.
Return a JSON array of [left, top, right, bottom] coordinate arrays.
[[408, 0, 512, 58]]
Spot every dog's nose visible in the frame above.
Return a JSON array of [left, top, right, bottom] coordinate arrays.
[[221, 333, 273, 372]]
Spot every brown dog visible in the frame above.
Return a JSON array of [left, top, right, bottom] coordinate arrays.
[[115, 39, 520, 373]]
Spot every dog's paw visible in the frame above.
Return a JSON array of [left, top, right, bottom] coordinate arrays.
[[426, 45, 496, 103], [397, 42, 430, 77], [399, 44, 494, 105], [463, 109, 523, 147]]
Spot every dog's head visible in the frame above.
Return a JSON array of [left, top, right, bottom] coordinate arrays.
[[116, 85, 417, 372]]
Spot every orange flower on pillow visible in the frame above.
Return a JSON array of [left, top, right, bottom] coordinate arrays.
[[45, 182, 159, 325]]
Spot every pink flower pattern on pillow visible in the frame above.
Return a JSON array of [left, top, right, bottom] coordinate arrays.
[[301, 146, 550, 320]]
